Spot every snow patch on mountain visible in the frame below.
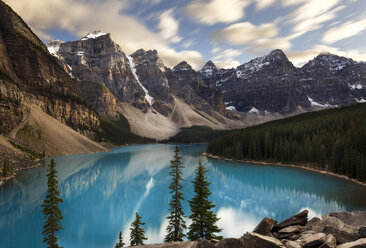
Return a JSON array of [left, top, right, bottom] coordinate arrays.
[[226, 106, 237, 111], [81, 30, 107, 41], [47, 40, 63, 56], [356, 98, 366, 103], [127, 55, 154, 106], [307, 96, 336, 108], [248, 107, 259, 114], [348, 83, 363, 90]]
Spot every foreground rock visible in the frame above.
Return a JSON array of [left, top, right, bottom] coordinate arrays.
[[337, 238, 366, 248], [126, 210, 366, 248], [242, 232, 285, 248]]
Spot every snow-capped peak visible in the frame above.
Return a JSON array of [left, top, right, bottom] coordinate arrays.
[[200, 60, 217, 78], [81, 30, 108, 41], [308, 53, 358, 72], [47, 40, 64, 56]]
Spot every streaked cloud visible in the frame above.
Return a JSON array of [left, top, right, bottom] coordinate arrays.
[[212, 48, 243, 69], [213, 22, 278, 45], [322, 18, 366, 44], [4, 0, 203, 69], [254, 0, 276, 10], [284, 0, 343, 38], [186, 0, 251, 25], [158, 9, 182, 44]]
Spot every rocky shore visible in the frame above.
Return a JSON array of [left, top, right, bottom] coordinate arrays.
[[129, 210, 366, 248], [204, 153, 366, 187]]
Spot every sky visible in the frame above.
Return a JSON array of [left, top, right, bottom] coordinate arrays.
[[5, 0, 366, 70]]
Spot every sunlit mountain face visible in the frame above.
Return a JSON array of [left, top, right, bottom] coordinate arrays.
[[4, 0, 366, 70], [1, 144, 366, 248]]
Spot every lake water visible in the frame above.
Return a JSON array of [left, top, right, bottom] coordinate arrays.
[[1, 144, 366, 248]]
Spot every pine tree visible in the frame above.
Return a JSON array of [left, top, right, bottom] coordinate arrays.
[[130, 212, 147, 246], [41, 159, 64, 248], [187, 160, 222, 241], [165, 146, 186, 242], [115, 231, 125, 248]]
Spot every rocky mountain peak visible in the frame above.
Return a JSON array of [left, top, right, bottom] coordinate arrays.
[[200, 60, 218, 78], [46, 40, 64, 55], [305, 53, 358, 72], [173, 61, 193, 72], [257, 49, 291, 65], [80, 30, 108, 41], [131, 48, 146, 57]]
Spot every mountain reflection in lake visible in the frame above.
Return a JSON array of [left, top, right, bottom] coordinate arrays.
[[1, 144, 365, 248]]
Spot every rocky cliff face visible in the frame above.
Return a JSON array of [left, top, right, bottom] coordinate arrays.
[[166, 61, 226, 115], [201, 50, 366, 114], [0, 1, 99, 136], [56, 31, 148, 111], [52, 34, 227, 118]]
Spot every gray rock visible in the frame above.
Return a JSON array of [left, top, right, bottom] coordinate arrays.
[[336, 238, 366, 248], [197, 239, 215, 248], [274, 210, 308, 232], [326, 212, 366, 228], [301, 233, 327, 247], [358, 226, 366, 238], [313, 216, 360, 244], [242, 232, 285, 248], [284, 240, 302, 248], [279, 225, 304, 234], [319, 234, 336, 248], [253, 217, 278, 236], [305, 217, 321, 231], [216, 238, 245, 248], [127, 241, 198, 248]]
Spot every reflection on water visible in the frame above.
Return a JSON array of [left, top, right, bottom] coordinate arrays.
[[1, 144, 366, 248]]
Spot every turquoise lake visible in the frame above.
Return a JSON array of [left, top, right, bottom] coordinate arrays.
[[1, 144, 366, 248]]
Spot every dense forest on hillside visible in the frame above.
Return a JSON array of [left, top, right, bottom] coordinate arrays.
[[207, 103, 366, 182], [96, 114, 154, 145], [165, 126, 233, 143]]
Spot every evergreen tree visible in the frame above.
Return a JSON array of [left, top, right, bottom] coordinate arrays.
[[115, 232, 125, 248], [41, 159, 64, 248], [130, 212, 147, 246], [187, 160, 222, 241], [165, 146, 186, 242]]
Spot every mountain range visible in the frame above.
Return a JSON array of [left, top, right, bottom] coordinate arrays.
[[1, 0, 366, 166]]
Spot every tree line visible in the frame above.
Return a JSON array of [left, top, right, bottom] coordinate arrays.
[[41, 146, 222, 248], [207, 103, 366, 182]]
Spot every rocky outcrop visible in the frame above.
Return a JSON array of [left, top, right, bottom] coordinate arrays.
[[0, 1, 99, 136], [56, 31, 148, 110], [125, 210, 366, 248], [166, 61, 226, 115]]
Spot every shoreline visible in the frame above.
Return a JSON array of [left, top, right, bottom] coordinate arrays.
[[204, 152, 366, 187], [0, 160, 41, 187]]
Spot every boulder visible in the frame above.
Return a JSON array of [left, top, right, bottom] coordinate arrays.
[[305, 217, 321, 231], [197, 239, 215, 248], [336, 238, 366, 248], [301, 233, 327, 247], [312, 216, 360, 244], [274, 210, 308, 232], [253, 217, 278, 235], [279, 225, 304, 234], [284, 240, 302, 248], [128, 241, 198, 248], [358, 226, 366, 238], [216, 238, 245, 248], [326, 211, 366, 228], [319, 234, 336, 248], [242, 232, 285, 248]]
